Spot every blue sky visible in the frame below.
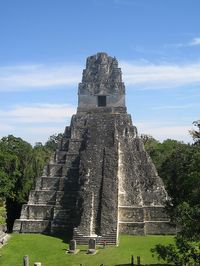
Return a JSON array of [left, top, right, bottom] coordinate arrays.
[[0, 0, 200, 145]]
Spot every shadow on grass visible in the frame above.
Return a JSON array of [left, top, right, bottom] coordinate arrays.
[[41, 232, 72, 244]]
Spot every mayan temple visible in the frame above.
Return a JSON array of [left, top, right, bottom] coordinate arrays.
[[14, 53, 174, 245]]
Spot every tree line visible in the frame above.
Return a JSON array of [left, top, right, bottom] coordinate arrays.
[[0, 134, 62, 231], [143, 123, 200, 265]]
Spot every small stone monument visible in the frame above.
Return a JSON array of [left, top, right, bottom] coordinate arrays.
[[87, 238, 96, 254], [23, 255, 29, 266], [137, 256, 141, 265], [68, 239, 78, 254]]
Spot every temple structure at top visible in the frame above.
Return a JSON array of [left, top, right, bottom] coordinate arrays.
[[14, 53, 175, 245], [78, 53, 125, 111]]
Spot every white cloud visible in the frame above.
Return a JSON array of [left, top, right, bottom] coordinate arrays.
[[165, 37, 200, 48], [0, 126, 65, 146], [120, 61, 200, 89], [0, 123, 14, 132], [0, 104, 77, 144], [189, 37, 200, 46], [136, 121, 192, 143], [0, 63, 82, 91], [151, 103, 200, 110], [0, 104, 76, 123], [1, 59, 200, 92], [24, 126, 65, 144]]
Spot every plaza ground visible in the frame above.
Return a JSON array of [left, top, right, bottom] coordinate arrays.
[[0, 234, 174, 266]]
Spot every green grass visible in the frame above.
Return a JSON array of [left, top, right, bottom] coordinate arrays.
[[0, 234, 174, 266]]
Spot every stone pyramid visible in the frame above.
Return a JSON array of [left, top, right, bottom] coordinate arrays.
[[14, 53, 174, 244]]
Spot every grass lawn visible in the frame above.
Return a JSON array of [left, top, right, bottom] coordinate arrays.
[[0, 234, 174, 266]]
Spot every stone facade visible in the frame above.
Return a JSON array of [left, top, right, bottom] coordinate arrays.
[[13, 53, 175, 244]]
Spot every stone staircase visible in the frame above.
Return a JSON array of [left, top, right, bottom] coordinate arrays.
[[13, 118, 87, 234], [73, 228, 118, 245]]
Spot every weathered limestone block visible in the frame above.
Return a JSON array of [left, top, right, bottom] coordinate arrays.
[[35, 177, 59, 191], [119, 207, 144, 222], [28, 190, 57, 205], [119, 222, 145, 235]]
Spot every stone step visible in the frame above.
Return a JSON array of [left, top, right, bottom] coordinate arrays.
[[73, 236, 117, 245], [27, 189, 78, 206], [35, 176, 60, 190], [67, 140, 83, 153], [32, 175, 79, 190], [73, 228, 118, 245], [60, 167, 79, 181], [55, 191, 78, 205], [145, 221, 176, 235], [50, 223, 72, 234], [60, 138, 70, 151], [28, 190, 57, 204], [119, 222, 145, 235], [13, 219, 51, 233], [119, 206, 144, 222], [20, 204, 54, 220]]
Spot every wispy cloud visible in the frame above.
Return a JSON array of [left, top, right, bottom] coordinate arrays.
[[121, 61, 200, 89], [0, 103, 76, 144], [0, 104, 76, 123], [0, 124, 14, 132], [136, 121, 192, 143], [25, 126, 65, 143], [1, 60, 200, 92], [151, 103, 200, 110], [189, 37, 200, 46], [166, 36, 200, 48], [0, 63, 82, 91], [0, 126, 66, 145]]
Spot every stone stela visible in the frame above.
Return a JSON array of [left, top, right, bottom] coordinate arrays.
[[13, 52, 175, 245], [87, 238, 96, 254], [68, 239, 77, 253]]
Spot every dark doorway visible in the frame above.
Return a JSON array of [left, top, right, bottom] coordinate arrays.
[[98, 96, 106, 107]]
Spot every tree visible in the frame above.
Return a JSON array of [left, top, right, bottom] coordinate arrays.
[[152, 235, 200, 265], [32, 144, 52, 177], [143, 135, 185, 174], [0, 135, 55, 231], [0, 135, 38, 231], [0, 135, 35, 202], [44, 133, 63, 152], [151, 124, 200, 265]]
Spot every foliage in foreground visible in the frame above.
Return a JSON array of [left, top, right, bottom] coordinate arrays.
[[151, 201, 200, 265], [144, 123, 200, 265], [152, 236, 200, 266]]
